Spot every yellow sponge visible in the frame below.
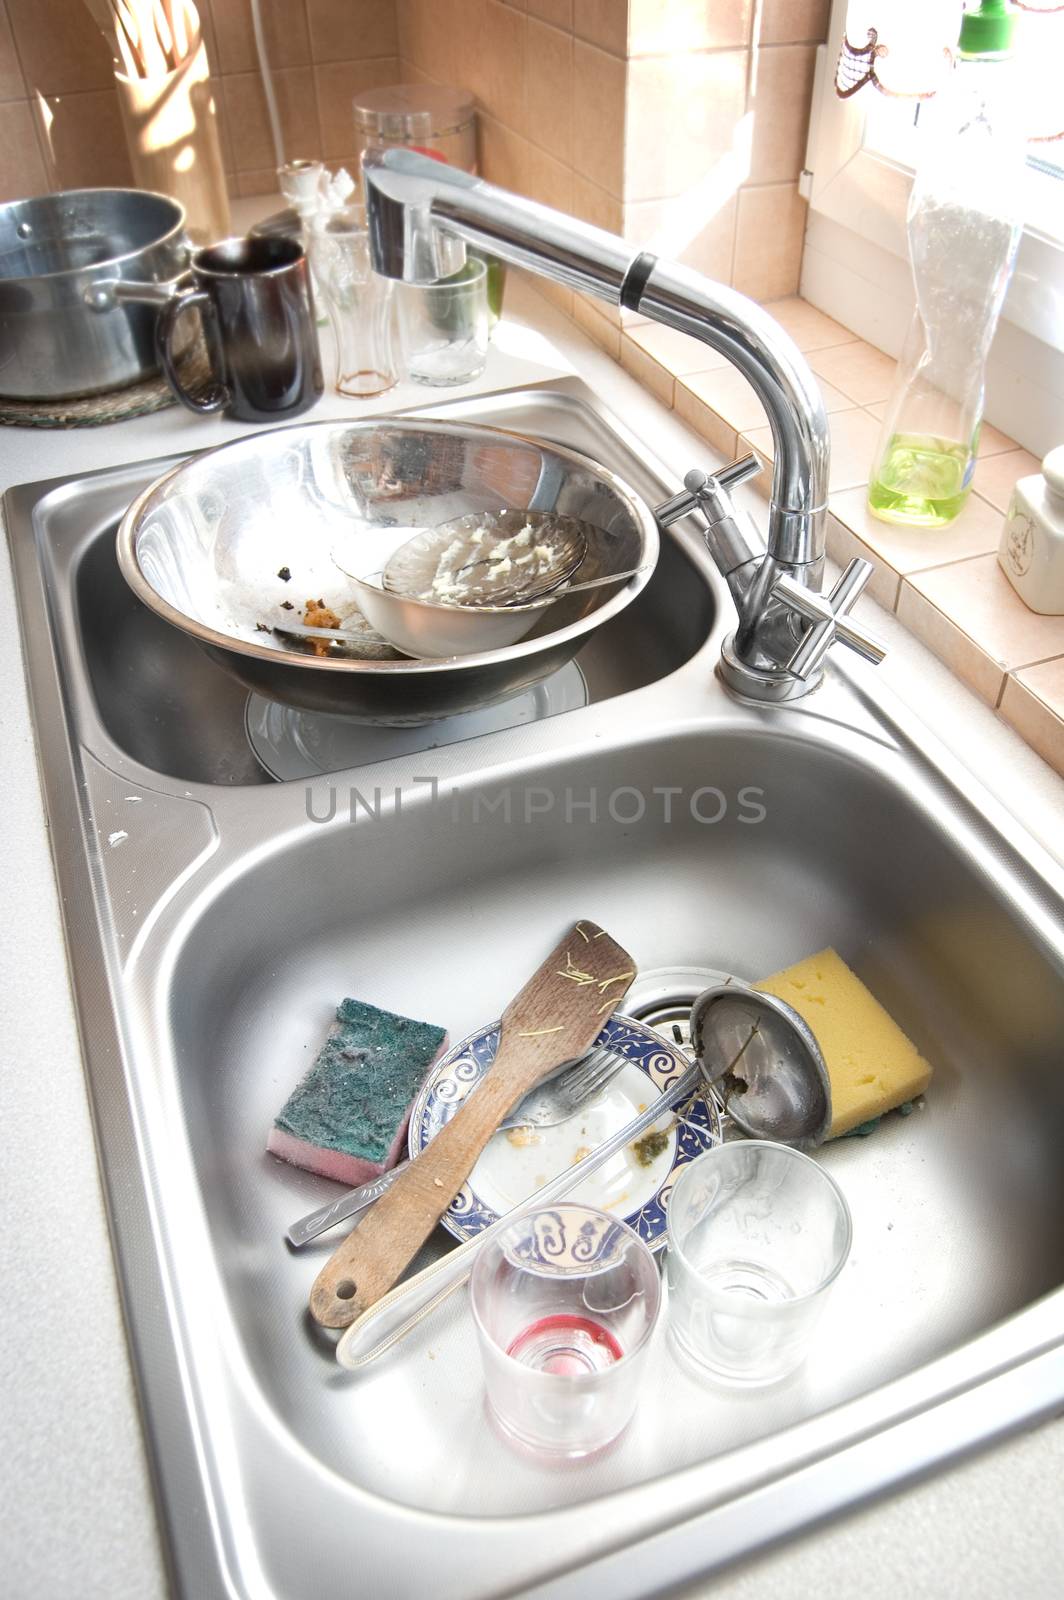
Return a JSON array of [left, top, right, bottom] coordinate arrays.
[[754, 947, 932, 1138]]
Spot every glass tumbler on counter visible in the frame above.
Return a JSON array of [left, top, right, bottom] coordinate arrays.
[[469, 1203, 662, 1458], [666, 1142, 852, 1386], [396, 258, 489, 387], [306, 206, 397, 399]]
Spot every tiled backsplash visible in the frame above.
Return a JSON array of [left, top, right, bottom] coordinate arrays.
[[0, 0, 401, 201], [398, 0, 828, 337], [0, 0, 826, 316]]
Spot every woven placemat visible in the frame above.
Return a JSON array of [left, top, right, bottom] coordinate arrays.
[[0, 345, 213, 429]]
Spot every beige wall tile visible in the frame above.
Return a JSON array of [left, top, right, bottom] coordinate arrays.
[[38, 88, 132, 189], [306, 0, 399, 63], [973, 448, 1042, 513], [571, 172, 623, 231], [479, 112, 527, 190], [620, 331, 674, 405], [895, 579, 1007, 707], [398, 0, 460, 93], [523, 139, 573, 210], [573, 290, 622, 357], [574, 0, 628, 56], [625, 49, 746, 201], [825, 513, 901, 611], [480, 0, 527, 132], [526, 17, 572, 161], [0, 98, 47, 199], [208, 0, 311, 74], [759, 0, 829, 44], [233, 166, 280, 196], [825, 407, 880, 492], [526, 270, 573, 316], [738, 424, 773, 496], [571, 40, 625, 195], [829, 485, 1003, 577], [0, 2, 24, 102], [732, 183, 806, 300], [623, 192, 736, 281], [223, 66, 321, 170], [528, 0, 572, 26], [905, 554, 1064, 672], [999, 660, 1064, 776], [629, 0, 752, 55], [315, 58, 403, 161], [679, 367, 767, 434], [761, 296, 858, 352], [675, 383, 739, 459], [628, 321, 731, 376], [684, 366, 852, 442], [809, 340, 896, 406], [7, 0, 113, 95], [396, 0, 430, 71], [748, 43, 816, 186]]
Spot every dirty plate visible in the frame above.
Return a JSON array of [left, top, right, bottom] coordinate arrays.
[[408, 1012, 722, 1250]]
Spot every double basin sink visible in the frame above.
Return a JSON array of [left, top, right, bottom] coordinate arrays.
[[8, 378, 1064, 1599]]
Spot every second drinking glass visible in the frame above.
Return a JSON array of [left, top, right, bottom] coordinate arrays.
[[307, 206, 397, 400], [396, 258, 489, 386]]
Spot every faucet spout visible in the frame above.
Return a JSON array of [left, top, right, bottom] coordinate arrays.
[[363, 148, 877, 700]]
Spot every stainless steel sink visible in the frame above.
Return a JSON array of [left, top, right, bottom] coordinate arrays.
[[8, 378, 1064, 1600]]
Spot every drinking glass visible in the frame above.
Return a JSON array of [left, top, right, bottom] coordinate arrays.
[[666, 1142, 851, 1386], [469, 1203, 661, 1458], [396, 258, 489, 386], [307, 207, 397, 399]]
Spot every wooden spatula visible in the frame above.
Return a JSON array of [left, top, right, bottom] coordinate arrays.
[[309, 920, 636, 1328]]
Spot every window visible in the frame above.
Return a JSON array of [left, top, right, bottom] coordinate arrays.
[[807, 1, 1064, 356]]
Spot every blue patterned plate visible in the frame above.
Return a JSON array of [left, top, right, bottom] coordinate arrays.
[[408, 1012, 721, 1251]]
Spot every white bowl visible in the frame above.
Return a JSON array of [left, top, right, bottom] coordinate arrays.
[[340, 570, 550, 658]]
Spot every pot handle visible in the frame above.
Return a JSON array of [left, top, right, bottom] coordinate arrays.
[[155, 285, 229, 415]]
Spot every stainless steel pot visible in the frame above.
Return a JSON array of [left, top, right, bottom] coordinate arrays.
[[116, 418, 659, 723], [0, 188, 190, 401]]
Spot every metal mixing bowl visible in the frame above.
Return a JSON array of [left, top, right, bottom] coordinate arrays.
[[116, 418, 659, 723]]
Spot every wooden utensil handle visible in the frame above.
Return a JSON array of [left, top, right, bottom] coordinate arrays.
[[309, 1067, 517, 1328]]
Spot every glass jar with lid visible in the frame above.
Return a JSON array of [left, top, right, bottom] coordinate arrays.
[[353, 84, 477, 177], [352, 84, 504, 327]]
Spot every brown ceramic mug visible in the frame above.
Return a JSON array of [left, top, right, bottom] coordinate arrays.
[[156, 235, 323, 423]]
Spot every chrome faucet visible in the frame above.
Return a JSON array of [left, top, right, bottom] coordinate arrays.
[[363, 149, 884, 701]]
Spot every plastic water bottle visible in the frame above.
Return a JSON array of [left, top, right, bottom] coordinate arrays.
[[868, 1, 1027, 528]]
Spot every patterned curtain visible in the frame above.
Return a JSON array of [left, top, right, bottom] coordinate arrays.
[[835, 0, 1063, 139]]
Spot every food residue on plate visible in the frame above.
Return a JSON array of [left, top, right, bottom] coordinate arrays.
[[571, 1145, 591, 1164], [277, 566, 292, 582], [631, 1128, 671, 1167], [506, 1125, 542, 1148]]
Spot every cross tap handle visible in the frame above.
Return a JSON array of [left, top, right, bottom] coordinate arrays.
[[773, 558, 886, 681]]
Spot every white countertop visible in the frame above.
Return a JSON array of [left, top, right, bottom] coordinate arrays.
[[2, 256, 1063, 1600]]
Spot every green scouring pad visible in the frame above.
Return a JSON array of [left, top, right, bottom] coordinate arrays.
[[267, 998, 448, 1185]]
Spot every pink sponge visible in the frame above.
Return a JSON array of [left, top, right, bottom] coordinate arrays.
[[267, 998, 448, 1186]]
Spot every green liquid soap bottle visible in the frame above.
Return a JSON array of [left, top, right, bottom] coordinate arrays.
[[868, 0, 1027, 528]]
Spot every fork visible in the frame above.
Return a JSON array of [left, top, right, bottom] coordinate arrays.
[[285, 1043, 625, 1247]]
